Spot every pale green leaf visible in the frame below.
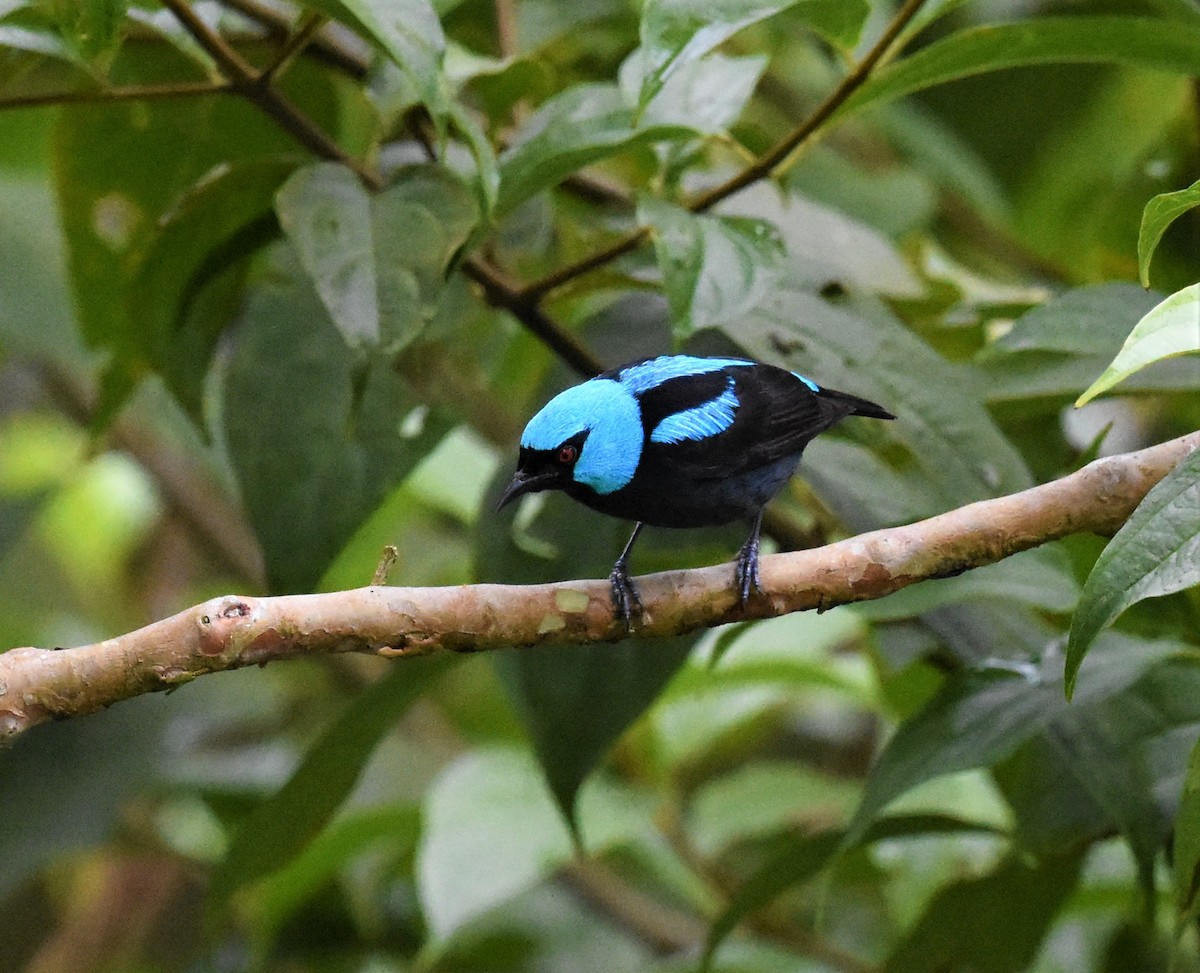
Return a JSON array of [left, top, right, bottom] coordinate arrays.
[[635, 0, 796, 114]]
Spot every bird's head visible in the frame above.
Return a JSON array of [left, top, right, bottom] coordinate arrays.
[[497, 378, 642, 509]]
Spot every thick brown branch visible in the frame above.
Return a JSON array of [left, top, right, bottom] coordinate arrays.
[[3, 431, 1196, 743]]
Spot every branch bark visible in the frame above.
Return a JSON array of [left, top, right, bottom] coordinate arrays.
[[3, 431, 1196, 744]]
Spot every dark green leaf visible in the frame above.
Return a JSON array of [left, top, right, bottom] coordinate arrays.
[[277, 163, 478, 352], [702, 814, 1002, 972], [639, 196, 785, 342], [634, 0, 795, 114], [837, 18, 1200, 124], [222, 244, 452, 593], [208, 654, 454, 919], [496, 83, 693, 217], [883, 852, 1084, 973], [1173, 736, 1200, 928], [1075, 283, 1200, 406], [52, 52, 345, 420], [1138, 179, 1200, 287], [129, 158, 293, 417], [847, 634, 1184, 844], [1066, 447, 1200, 696]]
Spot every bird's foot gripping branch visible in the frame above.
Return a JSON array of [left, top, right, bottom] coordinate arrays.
[[2, 430, 1196, 743]]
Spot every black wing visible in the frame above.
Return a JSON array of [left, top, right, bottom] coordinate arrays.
[[640, 362, 891, 480]]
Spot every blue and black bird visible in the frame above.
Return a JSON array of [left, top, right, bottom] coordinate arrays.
[[498, 355, 893, 625]]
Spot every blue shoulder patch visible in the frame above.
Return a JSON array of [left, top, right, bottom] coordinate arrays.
[[521, 379, 642, 495], [791, 371, 819, 393], [619, 355, 752, 395], [650, 377, 739, 444]]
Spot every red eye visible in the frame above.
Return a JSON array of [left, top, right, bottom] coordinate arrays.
[[557, 444, 578, 464]]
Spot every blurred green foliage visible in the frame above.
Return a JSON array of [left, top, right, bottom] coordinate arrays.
[[0, 1, 1199, 971]]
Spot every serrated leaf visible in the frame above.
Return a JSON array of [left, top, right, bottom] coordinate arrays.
[[276, 162, 478, 352], [639, 196, 786, 342], [223, 244, 452, 593], [1138, 179, 1200, 286], [416, 747, 647, 939], [702, 814, 1000, 972], [883, 852, 1083, 973], [208, 655, 454, 921], [1075, 283, 1200, 407], [1065, 447, 1200, 695], [635, 0, 795, 114], [496, 83, 693, 217], [301, 0, 447, 116], [836, 18, 1200, 124]]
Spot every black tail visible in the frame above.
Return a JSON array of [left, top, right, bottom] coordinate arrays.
[[816, 385, 895, 421]]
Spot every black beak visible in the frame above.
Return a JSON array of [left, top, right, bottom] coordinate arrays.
[[496, 470, 558, 511]]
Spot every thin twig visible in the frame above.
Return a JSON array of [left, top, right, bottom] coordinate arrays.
[[0, 80, 231, 111], [161, 0, 383, 190], [519, 0, 930, 301], [259, 11, 328, 83], [3, 431, 1195, 741], [216, 0, 370, 79]]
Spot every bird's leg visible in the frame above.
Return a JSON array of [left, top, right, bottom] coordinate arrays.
[[609, 522, 645, 630], [734, 510, 765, 608]]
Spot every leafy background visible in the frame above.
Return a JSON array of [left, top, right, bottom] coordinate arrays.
[[0, 0, 1199, 971]]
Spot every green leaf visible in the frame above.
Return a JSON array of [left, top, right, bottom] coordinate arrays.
[[847, 634, 1184, 845], [1173, 736, 1200, 928], [978, 283, 1198, 402], [883, 852, 1084, 973], [416, 747, 647, 938], [129, 158, 294, 418], [222, 244, 453, 593], [836, 18, 1200, 124], [634, 0, 796, 115], [276, 163, 478, 352], [208, 655, 454, 920], [702, 814, 1001, 972], [1075, 283, 1200, 407], [1138, 179, 1200, 287], [1065, 447, 1200, 696], [496, 83, 693, 217], [622, 50, 768, 136], [301, 0, 448, 116], [639, 197, 786, 342], [52, 51, 346, 420]]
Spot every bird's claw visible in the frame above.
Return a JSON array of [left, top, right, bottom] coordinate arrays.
[[609, 561, 643, 632], [734, 541, 764, 609]]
